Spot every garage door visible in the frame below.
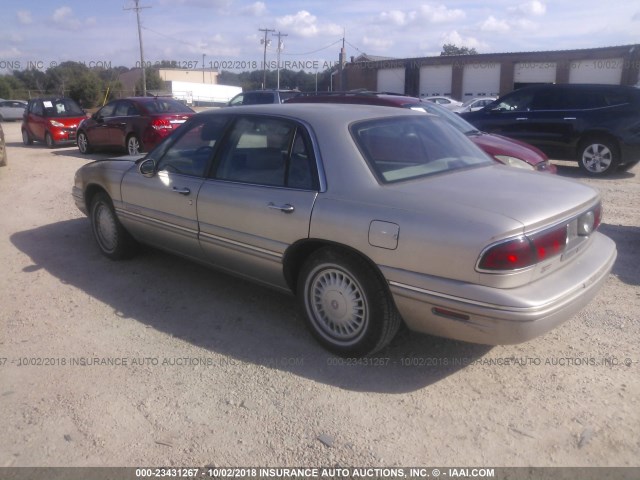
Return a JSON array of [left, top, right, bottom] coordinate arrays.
[[514, 62, 556, 87], [569, 58, 623, 84], [419, 65, 453, 97], [462, 63, 500, 98], [377, 68, 405, 94]]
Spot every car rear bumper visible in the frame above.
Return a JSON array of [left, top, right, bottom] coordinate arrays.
[[385, 232, 617, 345]]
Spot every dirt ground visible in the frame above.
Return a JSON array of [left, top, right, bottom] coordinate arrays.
[[0, 119, 638, 470]]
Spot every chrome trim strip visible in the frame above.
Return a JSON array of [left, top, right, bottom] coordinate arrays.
[[117, 208, 198, 236], [388, 280, 533, 312], [199, 231, 283, 259]]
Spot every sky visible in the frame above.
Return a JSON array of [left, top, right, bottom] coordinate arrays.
[[1, 0, 639, 74]]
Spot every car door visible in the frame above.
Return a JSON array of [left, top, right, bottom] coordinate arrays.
[[86, 102, 116, 147], [197, 115, 319, 289], [27, 100, 46, 141], [119, 116, 223, 260], [108, 100, 139, 148]]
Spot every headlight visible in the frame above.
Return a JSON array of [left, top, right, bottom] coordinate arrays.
[[494, 155, 534, 170], [535, 160, 552, 171], [49, 120, 64, 127]]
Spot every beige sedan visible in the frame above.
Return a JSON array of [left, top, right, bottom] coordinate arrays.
[[72, 104, 616, 356]]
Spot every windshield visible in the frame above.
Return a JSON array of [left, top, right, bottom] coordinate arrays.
[[43, 98, 84, 117], [351, 116, 491, 184], [408, 101, 480, 135]]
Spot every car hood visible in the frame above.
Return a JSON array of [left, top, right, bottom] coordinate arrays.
[[52, 116, 87, 126], [365, 164, 598, 233], [469, 132, 548, 165]]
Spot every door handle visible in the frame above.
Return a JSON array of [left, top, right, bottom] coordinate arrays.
[[516, 117, 528, 121], [563, 117, 577, 120], [172, 186, 191, 195], [268, 202, 295, 213]]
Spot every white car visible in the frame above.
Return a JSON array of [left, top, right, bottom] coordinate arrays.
[[453, 97, 497, 113], [423, 96, 463, 110]]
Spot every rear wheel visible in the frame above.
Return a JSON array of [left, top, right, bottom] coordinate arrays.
[[89, 192, 137, 260], [297, 248, 402, 357], [45, 132, 55, 149], [22, 129, 33, 145], [126, 134, 141, 155], [77, 131, 92, 154], [578, 138, 619, 176]]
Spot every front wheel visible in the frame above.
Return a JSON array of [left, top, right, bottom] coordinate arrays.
[[77, 131, 92, 154], [89, 192, 137, 260], [297, 248, 402, 357], [126, 134, 141, 155], [578, 138, 619, 176], [45, 132, 55, 149]]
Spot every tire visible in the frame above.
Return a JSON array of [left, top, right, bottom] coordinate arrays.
[[297, 248, 402, 357], [22, 129, 33, 145], [126, 134, 141, 155], [45, 132, 55, 149], [578, 138, 619, 176], [77, 131, 92, 154], [89, 192, 137, 260]]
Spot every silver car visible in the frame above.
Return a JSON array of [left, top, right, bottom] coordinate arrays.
[[0, 100, 27, 122], [72, 104, 616, 356]]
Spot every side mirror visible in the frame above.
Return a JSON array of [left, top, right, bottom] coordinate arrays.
[[139, 158, 156, 177]]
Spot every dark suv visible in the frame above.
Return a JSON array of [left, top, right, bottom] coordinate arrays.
[[227, 90, 300, 106], [461, 84, 640, 176]]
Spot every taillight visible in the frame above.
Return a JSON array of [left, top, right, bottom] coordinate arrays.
[[531, 226, 566, 261], [478, 236, 534, 270], [477, 203, 601, 272], [151, 118, 171, 130]]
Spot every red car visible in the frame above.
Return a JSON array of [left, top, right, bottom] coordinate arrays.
[[286, 92, 556, 173], [77, 97, 195, 155], [22, 97, 87, 148]]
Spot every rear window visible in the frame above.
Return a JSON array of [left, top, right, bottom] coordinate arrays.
[[351, 116, 491, 183]]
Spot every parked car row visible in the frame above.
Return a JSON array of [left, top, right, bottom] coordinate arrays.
[[71, 103, 616, 356], [19, 96, 195, 154], [15, 83, 640, 178]]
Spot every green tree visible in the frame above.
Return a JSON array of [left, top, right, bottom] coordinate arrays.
[[135, 68, 165, 95], [440, 44, 478, 56]]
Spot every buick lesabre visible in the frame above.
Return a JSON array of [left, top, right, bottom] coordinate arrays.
[[72, 104, 617, 356]]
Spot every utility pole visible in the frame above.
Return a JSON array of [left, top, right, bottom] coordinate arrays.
[[125, 0, 151, 96], [259, 28, 275, 90], [272, 31, 288, 90]]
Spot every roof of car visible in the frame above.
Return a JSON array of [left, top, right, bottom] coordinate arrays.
[[199, 102, 428, 124]]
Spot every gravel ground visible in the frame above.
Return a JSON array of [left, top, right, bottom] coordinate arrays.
[[0, 119, 638, 469]]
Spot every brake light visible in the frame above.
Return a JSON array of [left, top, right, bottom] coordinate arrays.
[[531, 226, 566, 261], [478, 204, 601, 272], [478, 227, 567, 271], [151, 118, 171, 130], [478, 236, 534, 270]]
